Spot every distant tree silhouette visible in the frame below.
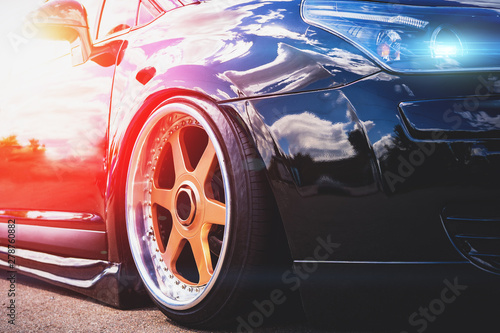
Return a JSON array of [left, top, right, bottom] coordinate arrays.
[[0, 135, 20, 147], [29, 138, 40, 151]]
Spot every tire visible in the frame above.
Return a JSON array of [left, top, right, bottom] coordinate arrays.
[[125, 96, 273, 327]]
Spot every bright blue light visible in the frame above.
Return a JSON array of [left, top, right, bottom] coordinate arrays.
[[430, 25, 464, 59], [432, 44, 458, 58], [302, 0, 500, 72]]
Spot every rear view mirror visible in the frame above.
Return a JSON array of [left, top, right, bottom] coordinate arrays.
[[30, 0, 92, 66]]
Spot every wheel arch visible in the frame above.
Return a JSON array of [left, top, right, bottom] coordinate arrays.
[[104, 87, 289, 268], [104, 84, 294, 320]]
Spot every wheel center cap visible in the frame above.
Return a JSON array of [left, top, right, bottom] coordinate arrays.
[[176, 186, 196, 226]]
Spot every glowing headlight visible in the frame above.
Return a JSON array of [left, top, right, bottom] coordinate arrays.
[[301, 0, 500, 73], [430, 25, 464, 59]]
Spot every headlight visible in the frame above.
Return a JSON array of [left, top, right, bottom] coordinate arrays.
[[302, 0, 500, 73]]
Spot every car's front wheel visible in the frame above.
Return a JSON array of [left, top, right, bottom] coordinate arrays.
[[126, 96, 273, 327]]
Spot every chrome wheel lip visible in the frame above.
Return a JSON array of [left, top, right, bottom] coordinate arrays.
[[126, 102, 231, 310]]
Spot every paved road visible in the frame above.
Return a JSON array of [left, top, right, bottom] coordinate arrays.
[[1, 270, 495, 332], [0, 272, 331, 333]]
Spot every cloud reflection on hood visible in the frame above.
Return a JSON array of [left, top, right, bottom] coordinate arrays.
[[270, 111, 358, 162]]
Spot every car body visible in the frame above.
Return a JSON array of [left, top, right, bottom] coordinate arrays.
[[1, 0, 499, 330]]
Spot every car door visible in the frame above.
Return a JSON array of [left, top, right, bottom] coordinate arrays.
[[0, 0, 139, 261]]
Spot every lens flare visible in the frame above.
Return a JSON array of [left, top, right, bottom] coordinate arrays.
[[430, 25, 464, 59]]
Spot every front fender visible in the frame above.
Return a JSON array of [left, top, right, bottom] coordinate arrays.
[[103, 0, 381, 264]]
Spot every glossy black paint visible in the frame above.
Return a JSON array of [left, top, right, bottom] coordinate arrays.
[[251, 72, 500, 262], [0, 0, 499, 325], [299, 262, 500, 330], [400, 98, 500, 139]]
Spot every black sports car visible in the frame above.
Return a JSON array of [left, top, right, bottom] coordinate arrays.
[[0, 0, 499, 331]]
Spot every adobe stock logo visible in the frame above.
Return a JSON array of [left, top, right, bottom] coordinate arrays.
[[384, 74, 499, 192], [7, 0, 51, 53], [236, 235, 340, 332], [401, 277, 468, 333]]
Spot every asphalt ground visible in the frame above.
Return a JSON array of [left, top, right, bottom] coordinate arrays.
[[0, 271, 331, 333], [1, 270, 497, 332]]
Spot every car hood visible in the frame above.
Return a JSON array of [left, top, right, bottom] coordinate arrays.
[[372, 0, 500, 10]]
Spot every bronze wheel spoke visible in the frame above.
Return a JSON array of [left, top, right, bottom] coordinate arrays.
[[204, 199, 226, 225], [151, 184, 173, 208], [170, 129, 191, 176], [194, 140, 217, 185], [189, 230, 213, 285], [161, 228, 185, 271]]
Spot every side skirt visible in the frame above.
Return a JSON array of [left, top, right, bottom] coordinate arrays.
[[0, 246, 146, 308]]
